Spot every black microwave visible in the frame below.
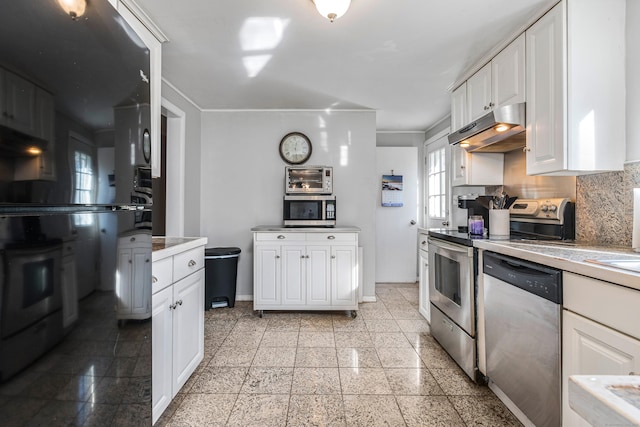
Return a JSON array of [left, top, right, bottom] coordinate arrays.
[[283, 195, 336, 227]]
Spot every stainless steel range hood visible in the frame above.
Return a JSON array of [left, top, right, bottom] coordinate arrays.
[[448, 103, 526, 153]]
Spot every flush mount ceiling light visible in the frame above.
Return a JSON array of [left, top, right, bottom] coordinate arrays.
[[312, 0, 351, 23], [57, 0, 87, 20]]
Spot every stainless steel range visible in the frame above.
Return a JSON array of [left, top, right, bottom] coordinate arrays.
[[428, 197, 574, 383]]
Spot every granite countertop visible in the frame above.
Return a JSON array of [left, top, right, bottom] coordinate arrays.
[[152, 236, 208, 261], [252, 225, 361, 232], [473, 240, 640, 291], [569, 375, 640, 426]]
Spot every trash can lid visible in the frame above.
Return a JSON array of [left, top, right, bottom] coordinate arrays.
[[205, 247, 241, 257]]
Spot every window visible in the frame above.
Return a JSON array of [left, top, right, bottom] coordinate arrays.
[[428, 146, 446, 219], [71, 136, 95, 226]]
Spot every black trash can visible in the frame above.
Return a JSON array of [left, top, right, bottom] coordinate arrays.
[[204, 247, 241, 309]]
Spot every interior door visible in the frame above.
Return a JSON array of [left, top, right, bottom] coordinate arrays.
[[375, 147, 418, 283]]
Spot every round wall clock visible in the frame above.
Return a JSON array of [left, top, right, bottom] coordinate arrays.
[[279, 132, 312, 164]]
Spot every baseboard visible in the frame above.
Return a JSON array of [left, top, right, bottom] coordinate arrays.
[[236, 295, 254, 301], [361, 296, 377, 303]]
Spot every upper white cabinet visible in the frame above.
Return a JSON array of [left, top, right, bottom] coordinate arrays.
[[450, 83, 467, 133], [0, 69, 36, 136], [525, 0, 625, 175], [451, 144, 504, 187], [454, 34, 526, 126]]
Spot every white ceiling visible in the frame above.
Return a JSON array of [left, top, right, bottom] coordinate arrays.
[[135, 0, 556, 132]]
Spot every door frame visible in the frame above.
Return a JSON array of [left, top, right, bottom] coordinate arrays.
[[423, 128, 451, 228], [161, 97, 186, 237]]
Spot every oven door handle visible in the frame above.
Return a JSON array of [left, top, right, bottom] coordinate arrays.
[[428, 238, 473, 255]]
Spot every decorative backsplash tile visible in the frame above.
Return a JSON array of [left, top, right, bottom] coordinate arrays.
[[576, 161, 640, 246]]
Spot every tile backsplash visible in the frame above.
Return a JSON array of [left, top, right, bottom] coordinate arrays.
[[576, 161, 640, 246]]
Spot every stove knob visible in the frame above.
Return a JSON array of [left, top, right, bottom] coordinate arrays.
[[541, 204, 549, 212], [549, 205, 557, 212]]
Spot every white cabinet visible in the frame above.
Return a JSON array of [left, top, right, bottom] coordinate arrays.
[[418, 232, 429, 322], [451, 144, 504, 187], [61, 240, 78, 329], [0, 69, 36, 136], [450, 82, 467, 132], [116, 233, 152, 320], [152, 242, 205, 424], [467, 63, 492, 122], [562, 272, 640, 426], [253, 231, 358, 314], [525, 0, 625, 175], [455, 34, 526, 125]]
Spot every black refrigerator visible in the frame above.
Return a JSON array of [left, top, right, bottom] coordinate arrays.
[[0, 2, 153, 425]]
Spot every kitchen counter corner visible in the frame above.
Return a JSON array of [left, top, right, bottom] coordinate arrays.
[[152, 236, 208, 261]]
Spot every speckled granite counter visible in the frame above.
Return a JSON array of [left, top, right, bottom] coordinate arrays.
[[152, 236, 208, 261], [251, 226, 360, 232], [569, 375, 640, 426], [473, 240, 640, 291]]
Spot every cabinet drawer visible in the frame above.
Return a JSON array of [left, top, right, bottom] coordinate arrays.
[[173, 246, 204, 282], [255, 232, 305, 242], [306, 232, 356, 242], [152, 257, 173, 294], [564, 272, 640, 340]]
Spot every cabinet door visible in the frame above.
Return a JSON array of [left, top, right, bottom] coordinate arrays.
[[450, 83, 467, 132], [152, 285, 173, 424], [131, 247, 151, 315], [562, 310, 640, 427], [525, 2, 566, 175], [3, 71, 36, 136], [450, 144, 468, 187], [492, 33, 525, 109], [117, 248, 133, 313], [61, 256, 78, 328], [331, 245, 357, 308], [172, 269, 204, 395], [466, 63, 492, 121], [307, 245, 331, 306], [418, 251, 429, 322], [282, 245, 306, 305], [254, 244, 281, 306]]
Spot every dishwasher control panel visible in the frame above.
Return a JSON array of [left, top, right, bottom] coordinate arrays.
[[483, 251, 562, 304]]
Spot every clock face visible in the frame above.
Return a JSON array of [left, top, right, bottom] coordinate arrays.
[[279, 132, 312, 164]]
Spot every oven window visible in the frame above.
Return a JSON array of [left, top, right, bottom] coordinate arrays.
[[23, 259, 55, 308], [287, 201, 320, 219], [433, 253, 461, 306]]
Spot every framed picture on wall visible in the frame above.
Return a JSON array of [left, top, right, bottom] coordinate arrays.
[[381, 174, 403, 207]]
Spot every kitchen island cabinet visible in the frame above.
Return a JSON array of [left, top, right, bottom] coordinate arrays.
[[252, 227, 359, 316], [151, 236, 207, 425]]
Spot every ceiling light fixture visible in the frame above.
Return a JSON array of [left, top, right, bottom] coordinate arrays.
[[57, 0, 87, 20], [312, 0, 351, 23]]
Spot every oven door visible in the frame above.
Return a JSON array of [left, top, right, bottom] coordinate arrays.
[[428, 237, 475, 335], [2, 243, 63, 338]]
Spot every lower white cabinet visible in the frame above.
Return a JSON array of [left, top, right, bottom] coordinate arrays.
[[152, 241, 205, 424], [253, 230, 358, 314], [116, 233, 152, 320], [418, 232, 429, 322], [562, 272, 640, 426]]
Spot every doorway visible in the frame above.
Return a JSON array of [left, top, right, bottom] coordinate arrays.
[[152, 115, 167, 235]]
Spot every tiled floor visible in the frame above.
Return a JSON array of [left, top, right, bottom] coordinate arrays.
[[157, 283, 522, 427]]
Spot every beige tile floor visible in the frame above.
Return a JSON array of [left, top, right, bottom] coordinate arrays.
[[157, 283, 523, 426]]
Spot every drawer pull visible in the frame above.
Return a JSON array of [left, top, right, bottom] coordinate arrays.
[[152, 276, 158, 283], [188, 260, 197, 267], [331, 255, 336, 259], [169, 303, 176, 310], [277, 235, 285, 239], [176, 300, 183, 306], [275, 255, 280, 259], [327, 235, 335, 240], [130, 237, 136, 242]]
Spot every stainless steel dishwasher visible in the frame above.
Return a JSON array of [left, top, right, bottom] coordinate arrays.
[[483, 251, 562, 427]]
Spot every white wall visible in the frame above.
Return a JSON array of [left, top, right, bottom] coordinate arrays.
[[627, 0, 640, 162], [200, 110, 378, 300]]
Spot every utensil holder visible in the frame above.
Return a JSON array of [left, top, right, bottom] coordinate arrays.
[[489, 209, 510, 237]]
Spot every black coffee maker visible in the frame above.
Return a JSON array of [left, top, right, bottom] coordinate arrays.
[[458, 195, 492, 234]]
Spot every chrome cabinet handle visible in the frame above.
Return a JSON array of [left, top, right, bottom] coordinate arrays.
[[489, 102, 494, 107], [327, 235, 335, 240], [277, 235, 285, 239], [176, 300, 182, 306], [410, 220, 416, 225], [188, 260, 196, 267], [331, 255, 336, 259], [275, 255, 280, 259], [169, 303, 176, 310], [306, 255, 310, 259], [301, 255, 305, 259], [130, 237, 136, 242], [152, 276, 158, 283], [421, 241, 427, 245]]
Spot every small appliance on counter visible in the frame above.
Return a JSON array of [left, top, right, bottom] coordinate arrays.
[[283, 195, 336, 227], [285, 166, 333, 195]]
